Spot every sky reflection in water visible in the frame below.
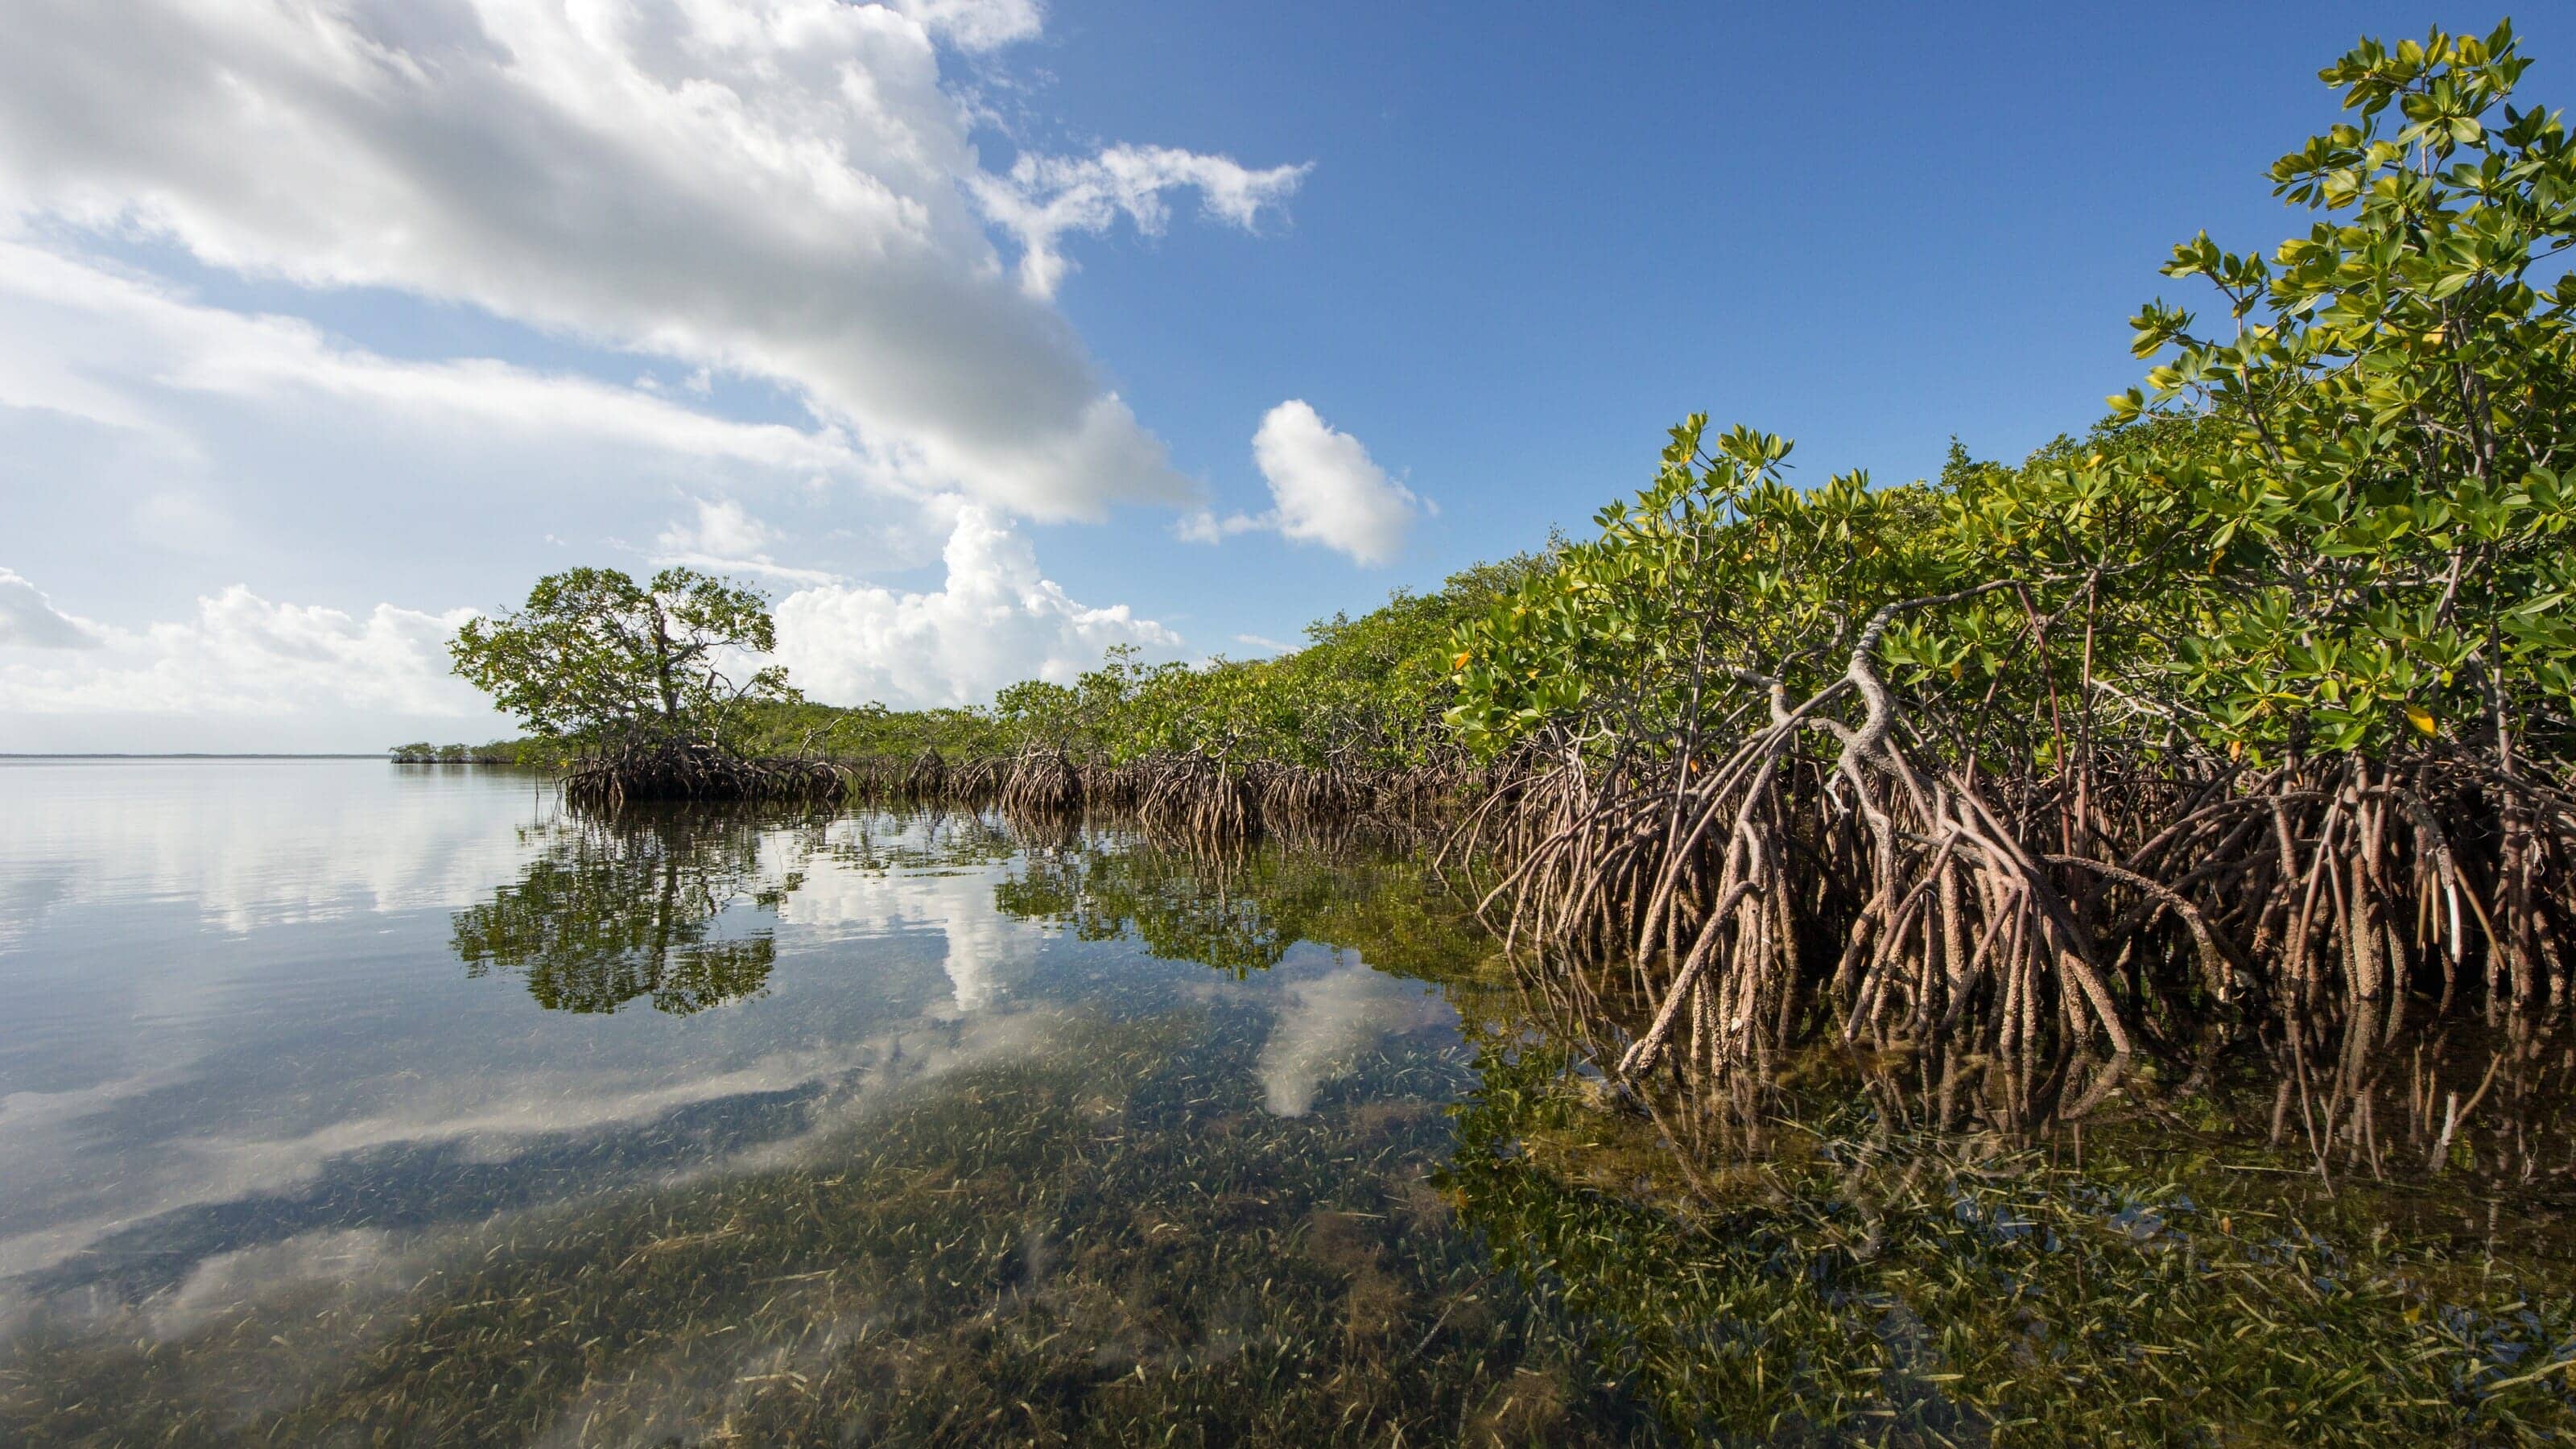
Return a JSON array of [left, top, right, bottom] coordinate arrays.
[[0, 760, 1460, 1335], [19, 762, 2568, 1443]]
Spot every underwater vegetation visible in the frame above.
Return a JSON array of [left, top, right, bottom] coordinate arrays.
[[9, 804, 2576, 1444], [1447, 1034, 2576, 1445], [0, 1009, 1653, 1447]]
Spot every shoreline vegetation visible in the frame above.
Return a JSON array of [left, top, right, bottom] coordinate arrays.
[[433, 26, 2576, 1047], [356, 25, 2576, 1438]]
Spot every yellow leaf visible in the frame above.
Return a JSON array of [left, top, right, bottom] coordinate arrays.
[[2405, 704, 2436, 736], [1451, 652, 1472, 669]]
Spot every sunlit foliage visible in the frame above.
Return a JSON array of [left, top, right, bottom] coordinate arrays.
[[451, 567, 797, 751]]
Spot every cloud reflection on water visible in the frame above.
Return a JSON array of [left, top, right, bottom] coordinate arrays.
[[0, 763, 1469, 1389], [0, 759, 540, 935], [771, 820, 1048, 1014], [0, 773, 1064, 1315], [1256, 960, 1453, 1117]]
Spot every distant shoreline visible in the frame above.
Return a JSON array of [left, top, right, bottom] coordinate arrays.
[[0, 753, 394, 760]]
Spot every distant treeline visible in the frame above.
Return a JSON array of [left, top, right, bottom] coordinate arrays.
[[388, 741, 568, 766], [396, 555, 1541, 776]]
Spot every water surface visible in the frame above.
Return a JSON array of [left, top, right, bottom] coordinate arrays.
[[0, 760, 1633, 1444], [7, 760, 2576, 1445]]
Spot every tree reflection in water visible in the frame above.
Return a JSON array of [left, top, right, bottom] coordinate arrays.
[[987, 821, 2576, 1439], [452, 807, 818, 1015], [992, 821, 1484, 981], [14, 807, 2576, 1443], [1442, 948, 2576, 1442]]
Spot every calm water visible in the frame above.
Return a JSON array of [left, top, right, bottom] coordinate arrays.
[[0, 759, 1641, 1444], [6, 760, 2575, 1445]]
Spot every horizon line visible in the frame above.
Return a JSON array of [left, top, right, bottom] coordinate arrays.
[[0, 752, 398, 759]]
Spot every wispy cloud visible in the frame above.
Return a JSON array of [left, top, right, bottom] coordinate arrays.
[[653, 499, 844, 587], [974, 144, 1311, 299], [0, 0, 1303, 519]]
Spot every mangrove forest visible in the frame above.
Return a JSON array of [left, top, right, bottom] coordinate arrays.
[[19, 20, 2575, 1447]]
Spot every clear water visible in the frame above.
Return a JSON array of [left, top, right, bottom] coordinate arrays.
[[7, 760, 2574, 1444], [0, 759, 1637, 1444]]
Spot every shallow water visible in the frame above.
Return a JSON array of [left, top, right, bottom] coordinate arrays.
[[5, 759, 2574, 1446], [0, 760, 1647, 1444]]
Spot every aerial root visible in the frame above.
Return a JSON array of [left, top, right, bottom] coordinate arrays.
[[1441, 688, 2576, 1095]]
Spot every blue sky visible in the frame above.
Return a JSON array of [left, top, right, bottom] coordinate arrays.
[[0, 2, 2565, 750]]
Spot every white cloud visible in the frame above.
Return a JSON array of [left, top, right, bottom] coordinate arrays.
[[1256, 401, 1423, 564], [1173, 509, 1267, 545], [886, 0, 1045, 52], [773, 505, 1178, 708], [0, 493, 1167, 742], [0, 581, 483, 717], [0, 0, 1301, 520], [974, 144, 1311, 299], [1182, 400, 1424, 566], [652, 497, 843, 585], [0, 567, 101, 648], [660, 497, 776, 560], [0, 242, 876, 481]]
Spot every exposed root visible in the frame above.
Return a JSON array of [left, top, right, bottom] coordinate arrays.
[[828, 748, 1473, 846], [564, 741, 846, 811], [1439, 602, 2576, 1099]]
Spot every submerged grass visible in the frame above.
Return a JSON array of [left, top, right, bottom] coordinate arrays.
[[15, 807, 2576, 1446], [0, 1009, 1653, 1447], [1446, 1042, 2576, 1446]]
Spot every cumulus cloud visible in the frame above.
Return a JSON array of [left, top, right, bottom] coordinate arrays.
[[974, 144, 1311, 298], [1255, 402, 1424, 564], [1181, 401, 1425, 566], [0, 581, 482, 716], [661, 498, 775, 562], [0, 0, 1302, 519], [654, 498, 843, 586], [0, 505, 1166, 740], [0, 567, 101, 648], [773, 505, 1178, 708]]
